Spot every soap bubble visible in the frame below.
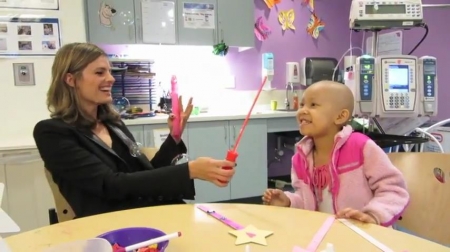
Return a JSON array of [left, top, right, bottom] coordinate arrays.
[[171, 153, 189, 165], [113, 97, 130, 113], [117, 11, 134, 26]]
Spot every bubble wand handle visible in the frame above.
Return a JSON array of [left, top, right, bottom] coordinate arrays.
[[219, 76, 268, 182]]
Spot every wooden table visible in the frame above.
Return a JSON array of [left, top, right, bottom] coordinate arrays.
[[5, 204, 449, 251]]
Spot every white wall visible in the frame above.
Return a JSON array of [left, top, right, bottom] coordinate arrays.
[[105, 44, 289, 114], [0, 0, 86, 150]]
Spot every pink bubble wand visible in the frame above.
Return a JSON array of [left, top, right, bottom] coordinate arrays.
[[170, 75, 181, 141]]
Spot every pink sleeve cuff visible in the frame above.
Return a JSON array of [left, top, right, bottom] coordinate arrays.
[[364, 211, 381, 225], [285, 191, 302, 208]]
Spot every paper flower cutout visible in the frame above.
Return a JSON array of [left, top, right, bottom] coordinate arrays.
[[306, 13, 325, 39], [278, 9, 295, 31], [263, 0, 281, 9], [302, 0, 315, 13], [254, 16, 271, 41]]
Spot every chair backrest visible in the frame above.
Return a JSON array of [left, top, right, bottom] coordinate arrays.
[[44, 169, 76, 222], [140, 147, 158, 160], [43, 147, 158, 223], [388, 152, 450, 245]]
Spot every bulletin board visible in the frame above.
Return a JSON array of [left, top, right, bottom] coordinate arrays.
[[141, 0, 177, 44], [0, 17, 62, 56]]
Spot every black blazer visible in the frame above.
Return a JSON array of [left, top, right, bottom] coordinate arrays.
[[33, 118, 195, 218]]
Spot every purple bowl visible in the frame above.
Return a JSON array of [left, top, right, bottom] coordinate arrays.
[[96, 227, 169, 251]]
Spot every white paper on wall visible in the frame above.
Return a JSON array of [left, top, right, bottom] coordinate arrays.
[[153, 128, 170, 148], [365, 31, 403, 55]]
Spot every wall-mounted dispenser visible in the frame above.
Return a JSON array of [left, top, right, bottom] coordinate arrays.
[[286, 62, 300, 84], [262, 53, 274, 90], [300, 57, 339, 86]]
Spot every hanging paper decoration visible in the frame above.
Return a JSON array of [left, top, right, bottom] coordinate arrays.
[[302, 0, 315, 13], [306, 13, 325, 39], [254, 16, 271, 41], [263, 0, 281, 9], [302, 0, 324, 39], [278, 9, 295, 31], [213, 40, 229, 56]]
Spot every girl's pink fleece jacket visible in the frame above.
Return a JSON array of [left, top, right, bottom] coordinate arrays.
[[285, 125, 410, 227]]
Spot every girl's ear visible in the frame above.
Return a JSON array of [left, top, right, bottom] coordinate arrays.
[[335, 109, 350, 125]]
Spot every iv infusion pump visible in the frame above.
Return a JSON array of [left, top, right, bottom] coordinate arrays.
[[418, 57, 438, 115], [353, 55, 437, 118], [349, 0, 423, 30]]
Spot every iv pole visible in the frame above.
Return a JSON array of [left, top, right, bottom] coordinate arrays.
[[368, 30, 385, 133]]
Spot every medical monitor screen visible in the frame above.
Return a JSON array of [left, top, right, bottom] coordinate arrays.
[[388, 65, 409, 92], [423, 64, 436, 74], [365, 4, 406, 14]]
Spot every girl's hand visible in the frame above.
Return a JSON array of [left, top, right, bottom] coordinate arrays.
[[336, 208, 377, 224], [262, 189, 290, 207]]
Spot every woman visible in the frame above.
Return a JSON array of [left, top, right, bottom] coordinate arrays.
[[33, 43, 236, 218]]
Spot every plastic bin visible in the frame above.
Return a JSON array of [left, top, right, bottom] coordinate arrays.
[[97, 227, 169, 252]]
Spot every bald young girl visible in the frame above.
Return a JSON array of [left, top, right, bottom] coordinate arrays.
[[263, 81, 409, 226]]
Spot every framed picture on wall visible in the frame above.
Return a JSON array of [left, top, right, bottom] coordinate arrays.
[[0, 17, 62, 56], [0, 0, 59, 10]]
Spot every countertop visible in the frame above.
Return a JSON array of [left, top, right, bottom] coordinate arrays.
[[123, 110, 297, 126], [0, 110, 296, 152]]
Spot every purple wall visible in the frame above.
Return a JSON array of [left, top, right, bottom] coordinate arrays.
[[267, 0, 450, 177], [227, 0, 355, 90], [256, 0, 354, 177]]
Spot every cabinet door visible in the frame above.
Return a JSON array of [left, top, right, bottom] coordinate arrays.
[[229, 119, 267, 199], [142, 124, 189, 148], [0, 164, 12, 238], [0, 165, 8, 214], [217, 0, 254, 47], [127, 125, 144, 146], [5, 160, 54, 233], [187, 121, 230, 202], [85, 0, 137, 44], [176, 0, 217, 46], [143, 124, 188, 148], [143, 124, 165, 148]]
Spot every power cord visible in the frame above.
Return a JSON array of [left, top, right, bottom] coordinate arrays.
[[407, 23, 429, 55]]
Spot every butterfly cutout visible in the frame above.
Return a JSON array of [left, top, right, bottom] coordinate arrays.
[[302, 0, 314, 13], [263, 0, 281, 9], [254, 16, 271, 41], [306, 13, 325, 39], [278, 9, 296, 31]]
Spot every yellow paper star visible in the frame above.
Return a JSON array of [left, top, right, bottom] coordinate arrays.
[[229, 225, 273, 246], [278, 9, 295, 31]]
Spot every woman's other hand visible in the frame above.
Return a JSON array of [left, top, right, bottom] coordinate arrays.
[[188, 157, 236, 187], [168, 96, 193, 141]]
